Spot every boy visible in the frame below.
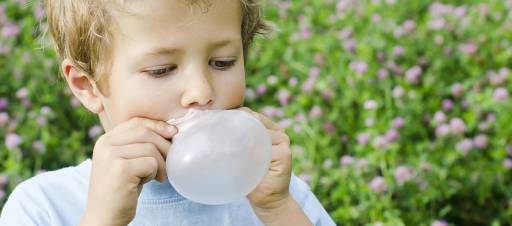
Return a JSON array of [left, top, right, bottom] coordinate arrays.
[[0, 0, 336, 225]]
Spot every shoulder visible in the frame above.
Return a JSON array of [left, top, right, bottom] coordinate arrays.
[[0, 159, 91, 225], [289, 173, 312, 207], [288, 173, 337, 226], [15, 158, 90, 201]]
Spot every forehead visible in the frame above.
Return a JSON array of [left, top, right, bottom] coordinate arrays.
[[110, 0, 242, 45]]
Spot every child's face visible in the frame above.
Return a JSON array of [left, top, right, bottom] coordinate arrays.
[[96, 0, 245, 131]]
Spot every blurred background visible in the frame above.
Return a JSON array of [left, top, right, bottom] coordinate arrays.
[[1, 0, 512, 225]]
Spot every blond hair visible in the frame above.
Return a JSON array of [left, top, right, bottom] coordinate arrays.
[[43, 0, 273, 81]]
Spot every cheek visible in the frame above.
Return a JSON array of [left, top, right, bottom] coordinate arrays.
[[110, 80, 180, 122], [215, 73, 245, 109]]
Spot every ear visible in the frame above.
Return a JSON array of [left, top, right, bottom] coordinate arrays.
[[61, 59, 104, 114]]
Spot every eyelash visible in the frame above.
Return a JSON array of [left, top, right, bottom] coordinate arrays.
[[145, 60, 237, 78]]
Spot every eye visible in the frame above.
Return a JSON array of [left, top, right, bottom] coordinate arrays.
[[209, 59, 236, 70], [144, 66, 177, 78]]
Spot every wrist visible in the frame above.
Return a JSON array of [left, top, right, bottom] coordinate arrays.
[[252, 195, 312, 226], [79, 209, 126, 226]]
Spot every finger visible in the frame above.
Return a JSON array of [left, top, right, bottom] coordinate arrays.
[[238, 107, 283, 131], [108, 125, 173, 159], [268, 130, 290, 146], [107, 117, 178, 140], [116, 143, 167, 182], [125, 156, 160, 185], [269, 143, 292, 174]]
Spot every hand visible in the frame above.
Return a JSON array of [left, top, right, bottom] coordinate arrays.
[[237, 108, 293, 212], [80, 117, 177, 226]]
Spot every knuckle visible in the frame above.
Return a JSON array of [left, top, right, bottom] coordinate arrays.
[[148, 158, 159, 169], [142, 142, 156, 151], [282, 133, 291, 145], [137, 126, 152, 138]]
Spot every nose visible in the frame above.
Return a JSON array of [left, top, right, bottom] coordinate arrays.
[[180, 67, 215, 109]]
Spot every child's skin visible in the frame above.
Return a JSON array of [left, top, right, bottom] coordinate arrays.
[[61, 0, 313, 226]]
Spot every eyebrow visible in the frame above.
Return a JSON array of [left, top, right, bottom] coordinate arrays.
[[145, 39, 239, 57]]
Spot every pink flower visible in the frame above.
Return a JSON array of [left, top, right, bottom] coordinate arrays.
[[301, 77, 316, 93], [321, 90, 334, 100], [371, 14, 381, 23], [350, 60, 369, 75], [436, 124, 450, 137], [1, 23, 20, 38], [456, 138, 473, 155], [432, 220, 448, 226], [314, 53, 326, 65], [277, 89, 291, 106], [16, 87, 29, 99], [364, 100, 378, 109], [0, 112, 9, 126], [344, 39, 357, 52], [309, 105, 323, 118], [451, 83, 464, 97], [493, 87, 509, 102], [267, 75, 278, 85], [288, 77, 298, 87], [0, 174, 9, 187], [503, 158, 512, 169], [323, 122, 335, 134], [70, 97, 81, 108], [34, 3, 45, 19], [5, 133, 23, 149], [262, 106, 279, 117], [369, 176, 387, 193], [385, 129, 400, 143], [323, 159, 333, 168], [442, 99, 453, 111], [428, 18, 446, 30], [88, 125, 104, 139], [449, 118, 465, 135], [473, 134, 488, 149], [357, 133, 371, 145], [32, 140, 45, 153], [487, 70, 507, 86], [309, 67, 320, 78], [392, 117, 405, 129], [365, 118, 375, 127], [0, 98, 8, 110], [503, 159, 512, 169], [373, 135, 389, 149], [377, 68, 389, 80], [394, 166, 413, 185], [403, 20, 416, 32], [459, 41, 477, 55], [300, 27, 311, 39], [340, 155, 355, 166], [405, 66, 422, 84], [36, 116, 47, 126], [256, 84, 267, 95], [295, 113, 306, 122], [337, 27, 353, 40], [41, 106, 52, 115], [278, 118, 292, 129], [392, 86, 405, 98], [433, 111, 446, 124], [393, 46, 405, 57]]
